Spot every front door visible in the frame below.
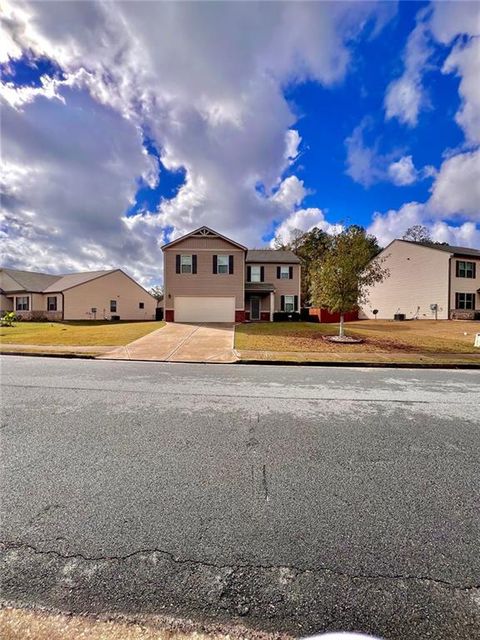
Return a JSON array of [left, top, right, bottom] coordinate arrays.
[[250, 296, 260, 321]]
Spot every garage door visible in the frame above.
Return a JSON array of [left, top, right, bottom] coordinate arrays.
[[174, 296, 235, 322]]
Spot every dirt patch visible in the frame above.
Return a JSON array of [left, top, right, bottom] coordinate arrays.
[[0, 607, 288, 640]]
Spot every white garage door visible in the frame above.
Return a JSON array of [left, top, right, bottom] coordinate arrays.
[[174, 296, 235, 322]]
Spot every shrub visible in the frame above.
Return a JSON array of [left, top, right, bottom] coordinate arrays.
[[1, 311, 17, 327]]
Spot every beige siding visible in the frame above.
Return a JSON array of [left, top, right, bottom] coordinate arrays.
[[1, 293, 13, 311], [360, 241, 451, 320], [247, 263, 301, 311], [164, 237, 245, 310], [450, 257, 480, 311], [63, 270, 156, 320]]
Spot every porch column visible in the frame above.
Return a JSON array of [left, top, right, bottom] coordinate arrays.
[[269, 291, 274, 322]]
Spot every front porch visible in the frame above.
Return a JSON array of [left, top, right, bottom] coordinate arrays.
[[244, 283, 275, 321]]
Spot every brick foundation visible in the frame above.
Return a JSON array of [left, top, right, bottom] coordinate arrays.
[[235, 310, 246, 323], [165, 309, 175, 322], [450, 309, 476, 320], [260, 311, 270, 321]]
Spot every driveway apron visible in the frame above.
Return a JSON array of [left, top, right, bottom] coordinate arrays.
[[100, 323, 237, 363]]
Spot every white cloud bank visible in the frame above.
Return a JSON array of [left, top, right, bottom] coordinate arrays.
[[1, 0, 392, 284]]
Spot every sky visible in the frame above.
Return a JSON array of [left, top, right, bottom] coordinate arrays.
[[1, 1, 479, 287]]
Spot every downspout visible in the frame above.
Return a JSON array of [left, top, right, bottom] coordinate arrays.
[[61, 292, 65, 321]]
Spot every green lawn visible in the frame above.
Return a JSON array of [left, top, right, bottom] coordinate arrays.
[[235, 320, 480, 354], [0, 321, 165, 346]]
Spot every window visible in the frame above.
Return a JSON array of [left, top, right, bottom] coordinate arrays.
[[250, 266, 261, 282], [139, 302, 144, 309], [455, 293, 475, 310], [181, 254, 192, 274], [217, 255, 229, 274], [456, 260, 476, 278], [47, 296, 57, 311], [110, 300, 117, 312], [284, 295, 295, 312], [280, 266, 290, 279], [16, 296, 29, 311]]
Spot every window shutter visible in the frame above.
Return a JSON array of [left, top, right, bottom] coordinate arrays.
[[456, 261, 460, 277], [276, 266, 281, 279], [176, 254, 181, 274], [192, 254, 197, 274], [260, 266, 265, 282], [213, 255, 218, 274], [473, 263, 477, 279], [229, 255, 234, 274], [280, 295, 285, 311], [294, 295, 299, 311], [247, 266, 251, 281], [289, 266, 293, 279]]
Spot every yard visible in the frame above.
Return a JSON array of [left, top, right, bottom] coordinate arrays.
[[0, 320, 165, 347], [235, 320, 480, 355]]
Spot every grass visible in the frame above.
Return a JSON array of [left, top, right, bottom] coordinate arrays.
[[0, 320, 165, 347], [235, 320, 480, 355]]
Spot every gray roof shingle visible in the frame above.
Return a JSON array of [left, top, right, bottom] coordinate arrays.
[[246, 249, 301, 264], [400, 240, 480, 258], [0, 267, 115, 293]]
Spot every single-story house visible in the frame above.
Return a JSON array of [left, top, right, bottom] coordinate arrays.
[[0, 267, 157, 321], [162, 226, 301, 322], [361, 239, 480, 320]]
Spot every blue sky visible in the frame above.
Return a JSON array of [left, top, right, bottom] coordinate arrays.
[[1, 1, 479, 285]]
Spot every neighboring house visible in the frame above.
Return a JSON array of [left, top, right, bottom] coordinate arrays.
[[162, 226, 301, 322], [361, 240, 480, 320], [0, 268, 157, 321]]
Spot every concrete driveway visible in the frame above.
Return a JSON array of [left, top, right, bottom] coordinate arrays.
[[102, 322, 237, 363]]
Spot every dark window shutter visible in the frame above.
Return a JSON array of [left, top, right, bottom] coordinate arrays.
[[473, 263, 476, 279], [176, 254, 181, 274], [229, 255, 234, 274], [276, 266, 281, 279], [247, 266, 251, 281], [213, 255, 218, 274], [289, 266, 293, 279], [280, 295, 285, 311], [192, 254, 197, 274], [260, 266, 265, 282], [456, 261, 460, 277], [294, 295, 298, 311]]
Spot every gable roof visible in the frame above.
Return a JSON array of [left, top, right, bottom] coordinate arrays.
[[395, 239, 480, 258], [0, 267, 116, 293], [162, 226, 247, 251], [0, 268, 61, 292], [42, 270, 117, 292], [246, 249, 301, 264]]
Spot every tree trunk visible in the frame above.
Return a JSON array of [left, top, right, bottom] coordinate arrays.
[[339, 313, 345, 337]]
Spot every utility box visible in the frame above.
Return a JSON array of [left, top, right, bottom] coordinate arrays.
[[475, 333, 480, 348]]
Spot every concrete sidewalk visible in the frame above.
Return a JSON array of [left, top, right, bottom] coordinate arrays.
[[100, 323, 237, 363]]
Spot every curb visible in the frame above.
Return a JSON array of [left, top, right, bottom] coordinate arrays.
[[236, 358, 480, 370], [0, 351, 97, 360]]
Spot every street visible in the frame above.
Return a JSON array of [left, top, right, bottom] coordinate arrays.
[[1, 356, 479, 639]]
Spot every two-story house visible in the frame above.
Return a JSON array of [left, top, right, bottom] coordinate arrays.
[[361, 239, 480, 320], [162, 226, 301, 322]]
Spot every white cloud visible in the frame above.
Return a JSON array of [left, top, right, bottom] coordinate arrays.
[[387, 155, 418, 186], [1, 1, 388, 282], [272, 208, 343, 247], [384, 10, 432, 126], [368, 148, 480, 248], [442, 37, 480, 144], [271, 176, 309, 210], [428, 148, 480, 219], [344, 118, 386, 187]]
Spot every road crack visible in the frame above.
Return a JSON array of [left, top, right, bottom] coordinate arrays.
[[1, 540, 478, 592]]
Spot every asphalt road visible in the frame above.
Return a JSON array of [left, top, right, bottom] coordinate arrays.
[[1, 356, 479, 640]]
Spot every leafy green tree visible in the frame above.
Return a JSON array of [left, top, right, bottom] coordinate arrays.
[[310, 226, 388, 337]]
